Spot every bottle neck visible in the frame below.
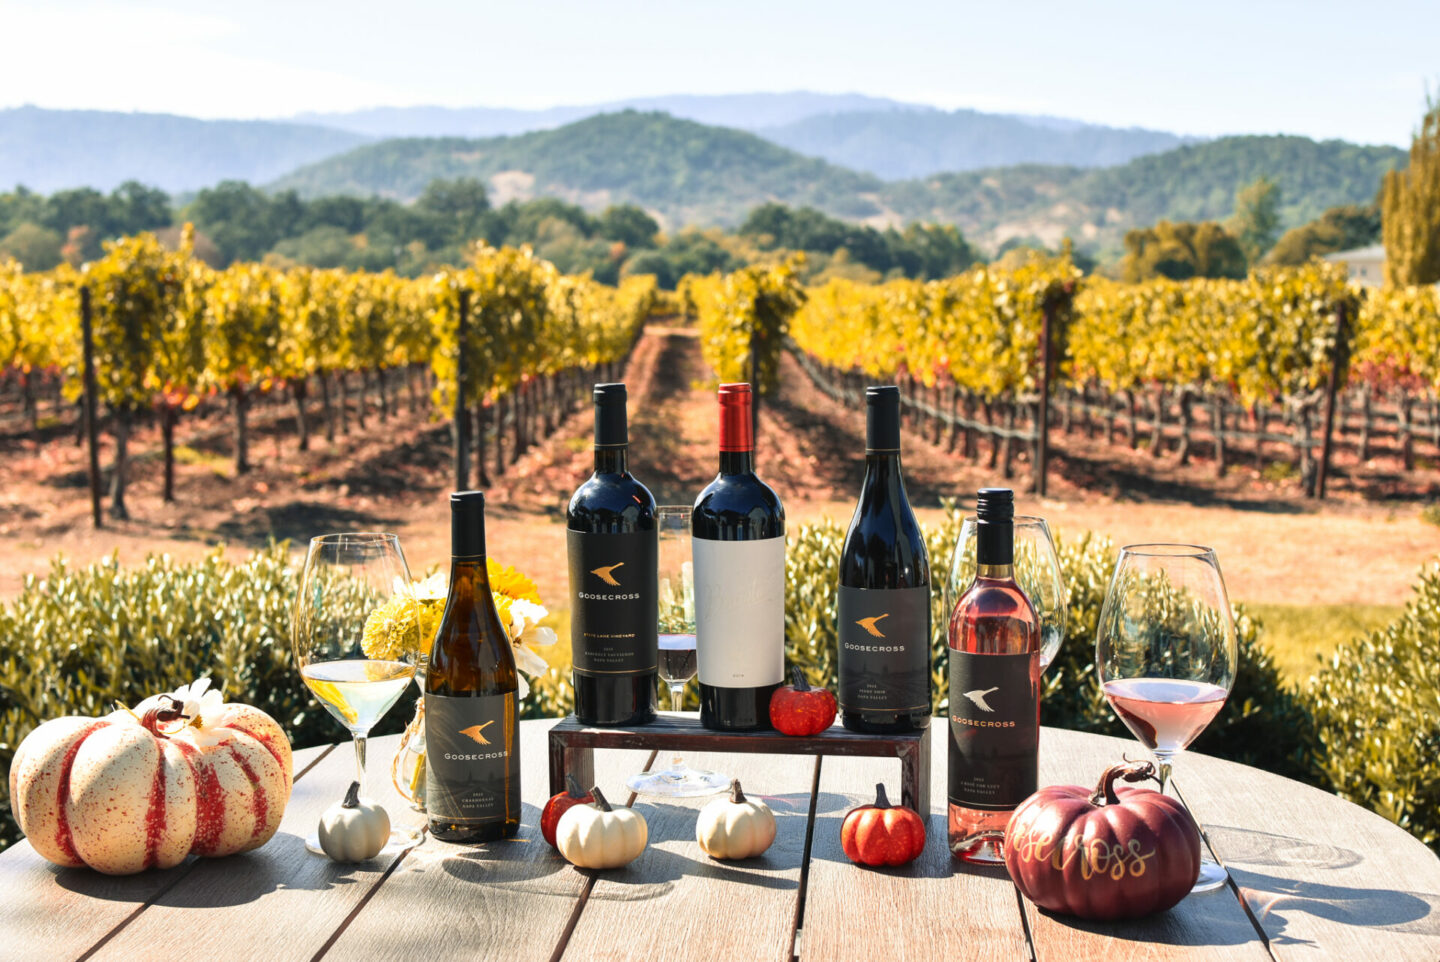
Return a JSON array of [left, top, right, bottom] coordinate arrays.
[[719, 449, 755, 475], [594, 444, 628, 474], [863, 451, 902, 486], [448, 557, 492, 591], [975, 519, 1014, 568]]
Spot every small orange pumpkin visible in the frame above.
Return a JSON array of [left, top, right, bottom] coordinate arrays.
[[769, 667, 837, 736], [841, 783, 926, 867]]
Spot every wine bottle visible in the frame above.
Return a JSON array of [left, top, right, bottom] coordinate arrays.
[[425, 491, 521, 842], [693, 383, 785, 731], [838, 385, 932, 734], [947, 487, 1039, 864], [566, 383, 658, 727]]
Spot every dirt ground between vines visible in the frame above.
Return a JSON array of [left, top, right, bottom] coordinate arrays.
[[1, 323, 1436, 674]]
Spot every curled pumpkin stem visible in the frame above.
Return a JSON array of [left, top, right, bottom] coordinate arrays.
[[729, 779, 748, 804], [1090, 760, 1159, 806], [790, 666, 811, 691], [139, 695, 189, 738], [873, 783, 892, 809], [590, 786, 614, 813]]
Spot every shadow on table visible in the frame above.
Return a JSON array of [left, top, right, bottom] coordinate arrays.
[[1206, 824, 1440, 938]]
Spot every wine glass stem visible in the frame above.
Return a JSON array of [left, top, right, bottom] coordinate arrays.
[[1154, 751, 1174, 797], [669, 682, 685, 712], [353, 732, 368, 787]]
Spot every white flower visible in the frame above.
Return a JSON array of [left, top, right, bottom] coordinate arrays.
[[168, 677, 225, 729], [504, 598, 557, 699], [396, 572, 447, 603]]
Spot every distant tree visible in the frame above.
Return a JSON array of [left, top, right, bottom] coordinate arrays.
[[1382, 98, 1440, 285], [597, 204, 660, 248], [885, 222, 976, 278], [302, 195, 368, 234], [43, 187, 114, 238], [61, 225, 101, 265], [271, 226, 357, 269], [621, 249, 677, 288], [0, 186, 46, 237], [415, 178, 491, 246], [1227, 176, 1281, 264], [1121, 220, 1247, 282], [490, 198, 595, 248], [110, 181, 172, 235], [1267, 204, 1381, 265], [187, 181, 286, 264], [0, 222, 62, 270]]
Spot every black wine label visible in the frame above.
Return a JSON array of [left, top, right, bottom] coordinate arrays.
[[568, 529, 658, 675], [837, 585, 931, 713], [947, 651, 1038, 811], [425, 691, 520, 822]]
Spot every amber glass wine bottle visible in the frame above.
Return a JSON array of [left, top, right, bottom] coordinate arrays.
[[425, 491, 521, 842], [947, 487, 1039, 863]]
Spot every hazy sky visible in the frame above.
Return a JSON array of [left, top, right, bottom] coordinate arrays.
[[1, 0, 1434, 145]]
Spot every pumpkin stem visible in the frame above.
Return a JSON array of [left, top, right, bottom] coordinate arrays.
[[729, 779, 747, 804], [565, 773, 590, 800], [590, 786, 614, 813], [790, 665, 810, 691], [139, 694, 187, 738], [873, 783, 891, 809], [1091, 761, 1159, 806], [342, 781, 361, 809]]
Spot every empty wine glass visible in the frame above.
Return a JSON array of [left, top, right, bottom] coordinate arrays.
[[1095, 543, 1238, 893], [626, 506, 728, 797], [949, 515, 1066, 670], [292, 532, 424, 856]]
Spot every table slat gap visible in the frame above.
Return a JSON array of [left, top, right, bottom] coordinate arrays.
[[545, 748, 658, 962], [787, 756, 823, 962], [311, 844, 415, 962], [1014, 884, 1039, 962], [73, 863, 200, 962], [293, 742, 339, 782]]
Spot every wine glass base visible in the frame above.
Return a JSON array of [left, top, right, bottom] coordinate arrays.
[[305, 828, 424, 860], [626, 767, 730, 798], [1191, 860, 1229, 892]]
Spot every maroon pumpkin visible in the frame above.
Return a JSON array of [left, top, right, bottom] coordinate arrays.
[[541, 775, 594, 849], [1003, 761, 1201, 921], [769, 667, 837, 736]]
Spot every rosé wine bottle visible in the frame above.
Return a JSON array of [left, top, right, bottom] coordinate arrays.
[[947, 488, 1040, 863]]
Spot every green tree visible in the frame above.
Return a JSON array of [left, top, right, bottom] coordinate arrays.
[[1382, 99, 1440, 285], [1228, 176, 1281, 264], [597, 204, 660, 248], [415, 178, 491, 247], [1267, 204, 1381, 265], [1121, 220, 1247, 281], [0, 223, 62, 270]]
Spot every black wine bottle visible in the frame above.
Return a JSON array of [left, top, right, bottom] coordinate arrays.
[[693, 383, 786, 731], [838, 385, 932, 733], [425, 491, 521, 842], [566, 383, 658, 727]]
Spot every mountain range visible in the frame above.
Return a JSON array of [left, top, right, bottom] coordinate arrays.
[[0, 94, 1407, 256]]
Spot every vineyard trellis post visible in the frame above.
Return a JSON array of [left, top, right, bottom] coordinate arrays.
[[1315, 300, 1350, 501], [749, 331, 760, 443], [1034, 298, 1055, 497], [454, 288, 469, 491], [79, 285, 102, 529]]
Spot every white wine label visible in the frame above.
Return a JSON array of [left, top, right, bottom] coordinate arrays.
[[693, 536, 786, 689], [425, 691, 520, 823], [567, 528, 658, 675], [838, 585, 932, 712], [947, 650, 1038, 811]]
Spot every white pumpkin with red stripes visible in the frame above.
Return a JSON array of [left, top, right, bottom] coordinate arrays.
[[8, 679, 293, 875]]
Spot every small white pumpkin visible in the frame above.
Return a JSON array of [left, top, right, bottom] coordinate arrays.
[[696, 779, 776, 860], [317, 781, 390, 862], [556, 787, 647, 869]]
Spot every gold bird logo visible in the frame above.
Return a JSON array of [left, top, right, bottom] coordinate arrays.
[[855, 613, 890, 638], [459, 721, 496, 745], [590, 562, 625, 587]]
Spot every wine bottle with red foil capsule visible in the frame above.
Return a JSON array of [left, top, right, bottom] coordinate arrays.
[[947, 487, 1040, 863], [693, 383, 786, 731]]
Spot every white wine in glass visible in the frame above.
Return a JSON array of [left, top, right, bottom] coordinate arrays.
[[293, 532, 422, 857]]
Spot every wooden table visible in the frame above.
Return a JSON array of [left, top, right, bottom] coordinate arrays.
[[3, 716, 1438, 961]]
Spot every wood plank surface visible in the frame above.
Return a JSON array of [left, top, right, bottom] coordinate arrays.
[[559, 747, 819, 962], [0, 741, 332, 962], [1023, 729, 1272, 962], [801, 730, 1032, 962], [87, 737, 405, 962], [1178, 743, 1440, 961], [319, 717, 653, 962]]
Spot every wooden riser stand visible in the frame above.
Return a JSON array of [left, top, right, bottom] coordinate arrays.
[[549, 712, 932, 814]]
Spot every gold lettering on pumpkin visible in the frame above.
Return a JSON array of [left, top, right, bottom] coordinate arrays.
[[1011, 826, 1156, 879]]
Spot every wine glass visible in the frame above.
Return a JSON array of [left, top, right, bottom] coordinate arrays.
[[1095, 543, 1238, 893], [292, 532, 424, 856], [949, 515, 1066, 670], [626, 506, 729, 797]]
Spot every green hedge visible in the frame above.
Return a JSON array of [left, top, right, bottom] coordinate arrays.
[[1, 528, 1434, 856]]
